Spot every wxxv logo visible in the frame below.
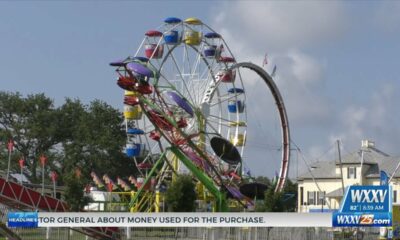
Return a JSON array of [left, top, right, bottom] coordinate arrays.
[[334, 213, 391, 227], [332, 185, 392, 227]]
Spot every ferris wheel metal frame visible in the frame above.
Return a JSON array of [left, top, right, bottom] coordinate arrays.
[[111, 17, 290, 212]]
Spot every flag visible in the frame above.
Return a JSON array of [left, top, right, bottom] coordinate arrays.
[[103, 174, 117, 190], [39, 155, 47, 167], [91, 172, 104, 188], [380, 170, 389, 185], [103, 174, 111, 184], [262, 53, 268, 67], [7, 139, 14, 152], [107, 182, 113, 192], [117, 177, 131, 191], [19, 159, 25, 169], [271, 65, 277, 77], [50, 171, 58, 182]]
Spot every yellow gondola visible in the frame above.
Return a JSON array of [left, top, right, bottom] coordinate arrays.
[[229, 121, 247, 127], [230, 133, 246, 147], [124, 90, 139, 97], [123, 105, 143, 120], [184, 17, 202, 25], [184, 30, 202, 45]]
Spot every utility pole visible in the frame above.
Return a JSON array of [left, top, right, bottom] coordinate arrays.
[[337, 140, 345, 197]]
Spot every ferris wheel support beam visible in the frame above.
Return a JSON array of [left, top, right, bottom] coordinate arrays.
[[229, 62, 291, 192], [169, 146, 228, 212]]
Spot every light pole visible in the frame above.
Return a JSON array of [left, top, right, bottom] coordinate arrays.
[[51, 171, 58, 198], [40, 155, 47, 195], [6, 139, 14, 181], [18, 158, 25, 184]]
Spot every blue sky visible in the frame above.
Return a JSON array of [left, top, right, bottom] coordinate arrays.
[[1, 1, 400, 178]]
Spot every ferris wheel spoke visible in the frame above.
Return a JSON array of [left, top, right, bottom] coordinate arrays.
[[183, 44, 194, 77], [209, 94, 243, 107], [165, 49, 197, 104], [190, 44, 204, 78], [205, 118, 238, 128]]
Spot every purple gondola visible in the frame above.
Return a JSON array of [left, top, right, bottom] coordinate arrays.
[[127, 62, 154, 79], [166, 91, 194, 117]]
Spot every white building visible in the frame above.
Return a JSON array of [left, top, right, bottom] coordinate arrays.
[[297, 140, 400, 212]]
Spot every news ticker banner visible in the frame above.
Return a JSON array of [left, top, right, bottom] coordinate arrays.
[[7, 185, 393, 228], [8, 212, 332, 228], [332, 185, 392, 227]]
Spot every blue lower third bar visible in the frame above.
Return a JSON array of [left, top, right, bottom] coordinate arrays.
[[8, 212, 38, 228], [332, 212, 392, 227]]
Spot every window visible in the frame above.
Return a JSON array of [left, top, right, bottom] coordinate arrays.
[[317, 191, 326, 205], [307, 191, 315, 205], [347, 167, 357, 179], [300, 187, 304, 205], [394, 190, 397, 203]]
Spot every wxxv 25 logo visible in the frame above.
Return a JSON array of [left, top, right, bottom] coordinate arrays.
[[332, 185, 392, 227]]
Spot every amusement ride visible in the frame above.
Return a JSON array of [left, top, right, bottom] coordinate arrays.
[[105, 17, 291, 213], [0, 16, 292, 240]]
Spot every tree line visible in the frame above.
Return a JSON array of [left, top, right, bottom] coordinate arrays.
[[0, 91, 137, 209]]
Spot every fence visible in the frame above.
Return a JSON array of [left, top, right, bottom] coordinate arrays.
[[0, 226, 381, 240]]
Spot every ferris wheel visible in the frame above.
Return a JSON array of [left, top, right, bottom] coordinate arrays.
[[110, 17, 290, 212]]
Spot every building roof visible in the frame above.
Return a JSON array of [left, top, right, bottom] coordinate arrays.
[[326, 188, 344, 198], [365, 156, 400, 178], [298, 160, 339, 180], [335, 147, 388, 165], [298, 144, 399, 180]]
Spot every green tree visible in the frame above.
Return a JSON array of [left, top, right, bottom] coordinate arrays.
[[63, 171, 91, 211], [0, 92, 136, 187], [255, 176, 272, 186], [0, 92, 62, 182], [165, 174, 197, 212], [263, 179, 297, 212], [60, 99, 135, 182], [282, 179, 297, 212]]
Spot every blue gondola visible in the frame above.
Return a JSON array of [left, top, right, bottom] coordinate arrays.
[[227, 88, 245, 94], [127, 128, 145, 135], [228, 100, 245, 113], [126, 143, 144, 157], [164, 30, 180, 45], [204, 45, 217, 58], [164, 17, 182, 24], [204, 32, 221, 39]]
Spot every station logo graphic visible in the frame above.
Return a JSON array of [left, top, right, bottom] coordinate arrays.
[[8, 212, 38, 228], [332, 185, 392, 227]]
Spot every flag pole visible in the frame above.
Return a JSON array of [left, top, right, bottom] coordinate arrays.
[[6, 140, 14, 182], [19, 158, 24, 184], [6, 149, 11, 181], [40, 155, 47, 195]]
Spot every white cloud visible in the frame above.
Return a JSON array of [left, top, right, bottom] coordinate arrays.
[[207, 1, 397, 176], [212, 1, 347, 50], [209, 2, 342, 128], [287, 50, 323, 85], [328, 83, 399, 154], [208, 1, 347, 177]]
